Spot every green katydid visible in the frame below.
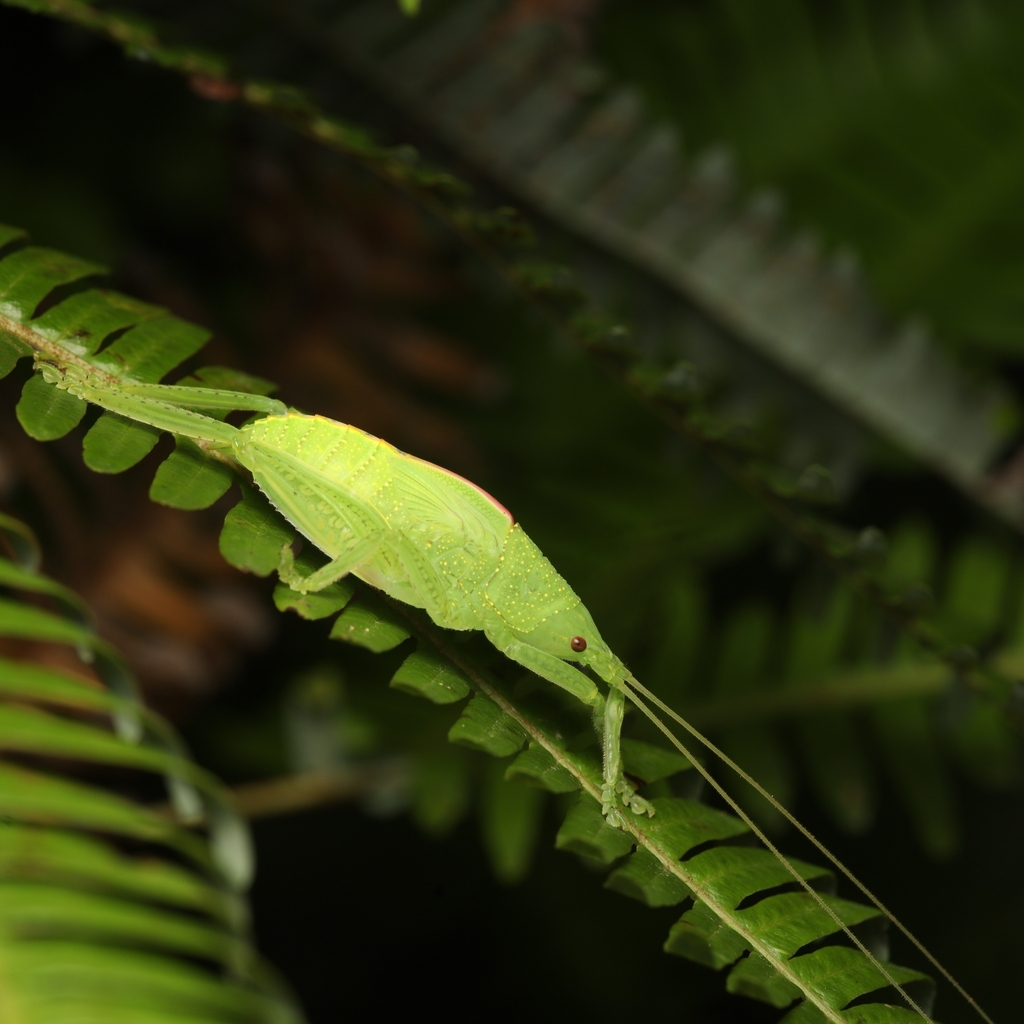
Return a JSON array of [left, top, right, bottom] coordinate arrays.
[[40, 362, 651, 823], [38, 361, 992, 1024]]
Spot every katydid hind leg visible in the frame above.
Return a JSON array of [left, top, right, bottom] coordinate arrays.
[[116, 382, 287, 416], [278, 531, 385, 594]]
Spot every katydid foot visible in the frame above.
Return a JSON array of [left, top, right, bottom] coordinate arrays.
[[599, 685, 656, 827]]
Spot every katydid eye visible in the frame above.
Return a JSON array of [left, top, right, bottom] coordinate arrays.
[[570, 636, 587, 653]]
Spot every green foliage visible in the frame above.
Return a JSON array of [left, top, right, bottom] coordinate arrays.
[[0, 210, 945, 1012], [2, 0, 1022, 1018], [0, 514, 302, 1023]]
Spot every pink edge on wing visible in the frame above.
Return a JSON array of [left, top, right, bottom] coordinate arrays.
[[410, 453, 515, 526]]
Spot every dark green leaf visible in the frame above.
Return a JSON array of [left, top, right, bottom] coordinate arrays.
[[779, 1004, 925, 1024], [0, 332, 30, 378], [390, 648, 471, 704], [219, 486, 295, 576], [180, 365, 278, 395], [685, 846, 833, 912], [30, 288, 161, 355], [329, 594, 410, 653], [83, 412, 162, 473], [629, 797, 749, 859], [605, 848, 694, 906], [664, 900, 749, 968], [479, 758, 544, 883], [727, 952, 802, 1007], [874, 699, 958, 859], [555, 795, 634, 864], [506, 743, 581, 793], [150, 437, 234, 509], [92, 314, 210, 383], [274, 577, 355, 620], [0, 245, 104, 320], [448, 693, 526, 757], [0, 222, 27, 251], [621, 738, 692, 783], [411, 743, 470, 837], [787, 946, 931, 1011], [16, 373, 87, 440]]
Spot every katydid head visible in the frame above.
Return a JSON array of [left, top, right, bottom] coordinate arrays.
[[516, 602, 623, 683]]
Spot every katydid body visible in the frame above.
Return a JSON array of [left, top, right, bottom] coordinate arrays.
[[46, 367, 652, 822]]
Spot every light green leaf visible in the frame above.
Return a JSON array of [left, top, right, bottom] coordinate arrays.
[[91, 314, 210, 384], [0, 704, 211, 787], [0, 885, 246, 968], [0, 658, 113, 713], [0, 825, 238, 921], [179, 365, 278, 396], [0, 596, 99, 648], [0, 764, 210, 869], [0, 555, 90, 621]]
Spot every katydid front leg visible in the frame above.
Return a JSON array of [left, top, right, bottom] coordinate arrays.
[[600, 685, 655, 826]]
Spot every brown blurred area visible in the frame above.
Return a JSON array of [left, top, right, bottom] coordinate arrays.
[[0, 143, 503, 719]]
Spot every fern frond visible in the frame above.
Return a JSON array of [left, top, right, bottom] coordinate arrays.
[[287, 559, 941, 1022], [0, 222, 982, 1018], [0, 513, 303, 1023]]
